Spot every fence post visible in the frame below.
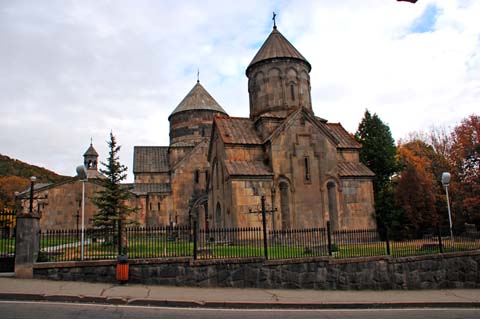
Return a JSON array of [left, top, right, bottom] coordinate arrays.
[[15, 212, 40, 278], [261, 195, 269, 260], [193, 221, 198, 260], [384, 223, 391, 255], [437, 224, 444, 253], [327, 221, 332, 256]]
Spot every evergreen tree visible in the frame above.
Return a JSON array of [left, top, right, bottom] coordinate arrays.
[[91, 132, 135, 231], [355, 110, 400, 229]]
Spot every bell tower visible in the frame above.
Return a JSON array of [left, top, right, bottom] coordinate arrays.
[[83, 141, 98, 171]]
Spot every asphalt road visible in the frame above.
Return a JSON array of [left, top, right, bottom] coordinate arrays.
[[1, 301, 479, 319]]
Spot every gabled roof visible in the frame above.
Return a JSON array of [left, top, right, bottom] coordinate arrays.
[[133, 146, 169, 173], [326, 123, 361, 149], [16, 177, 99, 198], [16, 183, 53, 197], [171, 139, 208, 172], [87, 170, 106, 179], [265, 108, 339, 146], [168, 81, 227, 119], [338, 162, 374, 177], [224, 160, 273, 177], [214, 116, 263, 145], [247, 27, 311, 73]]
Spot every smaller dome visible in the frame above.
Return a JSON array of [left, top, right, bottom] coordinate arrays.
[[168, 81, 227, 120]]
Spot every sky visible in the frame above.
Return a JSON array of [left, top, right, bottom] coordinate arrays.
[[1, 0, 479, 182]]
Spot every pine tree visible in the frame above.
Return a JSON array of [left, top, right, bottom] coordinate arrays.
[[91, 132, 136, 232], [355, 110, 399, 230]]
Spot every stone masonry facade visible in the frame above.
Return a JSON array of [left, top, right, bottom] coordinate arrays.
[[34, 251, 480, 290]]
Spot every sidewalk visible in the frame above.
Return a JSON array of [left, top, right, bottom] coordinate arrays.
[[0, 277, 479, 309]]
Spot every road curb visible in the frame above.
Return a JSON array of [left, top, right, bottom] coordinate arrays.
[[0, 293, 479, 309]]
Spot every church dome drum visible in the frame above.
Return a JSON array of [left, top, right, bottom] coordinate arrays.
[[168, 81, 227, 146], [246, 26, 313, 120]]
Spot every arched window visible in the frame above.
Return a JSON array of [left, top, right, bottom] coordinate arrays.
[[194, 170, 200, 184], [327, 181, 339, 230], [304, 157, 310, 182], [290, 83, 295, 101], [279, 182, 290, 230], [215, 162, 219, 190]]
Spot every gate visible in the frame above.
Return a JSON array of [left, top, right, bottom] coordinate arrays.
[[0, 209, 16, 272]]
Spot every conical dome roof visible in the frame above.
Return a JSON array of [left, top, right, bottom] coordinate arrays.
[[168, 81, 227, 120], [247, 27, 311, 73], [83, 143, 98, 157]]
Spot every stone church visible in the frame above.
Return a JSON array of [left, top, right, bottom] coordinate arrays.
[[18, 24, 375, 231], [131, 81, 227, 227], [132, 24, 376, 231]]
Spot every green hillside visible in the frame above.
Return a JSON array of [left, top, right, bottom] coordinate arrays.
[[0, 154, 69, 209], [0, 154, 68, 182]]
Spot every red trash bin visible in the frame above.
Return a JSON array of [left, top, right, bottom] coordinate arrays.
[[116, 255, 129, 283]]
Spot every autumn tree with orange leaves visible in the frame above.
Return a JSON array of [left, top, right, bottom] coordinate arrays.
[[395, 141, 439, 233], [0, 176, 30, 210], [396, 114, 479, 232], [448, 115, 480, 225]]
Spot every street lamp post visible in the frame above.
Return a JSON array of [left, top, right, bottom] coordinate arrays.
[[441, 172, 454, 242], [29, 176, 36, 214], [76, 165, 88, 261]]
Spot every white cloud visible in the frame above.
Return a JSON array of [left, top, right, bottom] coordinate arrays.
[[0, 0, 478, 181]]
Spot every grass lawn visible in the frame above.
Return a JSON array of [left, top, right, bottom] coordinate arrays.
[[127, 240, 193, 258], [0, 238, 15, 253], [35, 236, 480, 262]]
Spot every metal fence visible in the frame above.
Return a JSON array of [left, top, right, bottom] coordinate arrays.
[[269, 228, 328, 259], [40, 228, 118, 262], [390, 226, 480, 258], [126, 225, 192, 259], [37, 222, 480, 263], [195, 227, 263, 259], [0, 209, 16, 272], [331, 227, 387, 259]]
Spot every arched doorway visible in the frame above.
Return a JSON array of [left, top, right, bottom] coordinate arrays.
[[327, 181, 339, 230], [279, 182, 290, 230], [189, 194, 208, 230]]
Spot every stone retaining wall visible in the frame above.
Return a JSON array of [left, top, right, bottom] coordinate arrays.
[[33, 251, 480, 290]]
